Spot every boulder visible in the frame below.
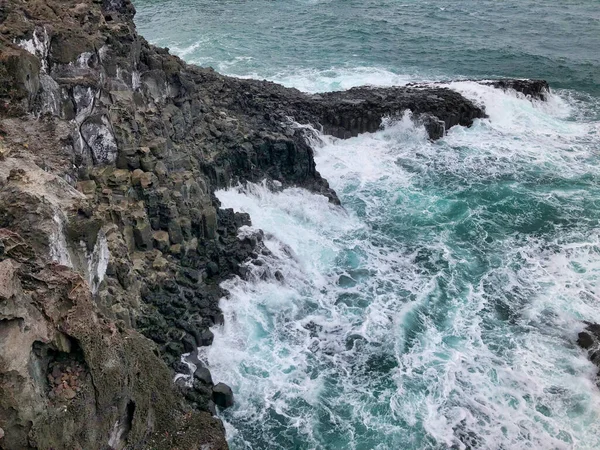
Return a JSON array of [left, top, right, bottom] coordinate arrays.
[[193, 329, 214, 347], [194, 367, 213, 385], [206, 261, 219, 278], [212, 383, 234, 409]]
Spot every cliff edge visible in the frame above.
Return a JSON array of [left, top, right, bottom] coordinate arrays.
[[0, 0, 551, 448]]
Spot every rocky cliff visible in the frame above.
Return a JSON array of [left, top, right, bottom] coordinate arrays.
[[0, 0, 551, 448]]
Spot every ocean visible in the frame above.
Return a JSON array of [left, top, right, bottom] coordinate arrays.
[[133, 1, 600, 448]]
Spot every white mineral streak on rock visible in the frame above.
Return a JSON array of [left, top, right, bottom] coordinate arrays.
[[76, 52, 95, 68], [49, 209, 72, 267], [87, 230, 110, 295], [38, 74, 62, 115], [132, 70, 141, 90], [16, 28, 50, 72]]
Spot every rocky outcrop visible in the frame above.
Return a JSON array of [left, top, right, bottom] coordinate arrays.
[[480, 79, 550, 101], [0, 228, 227, 450], [0, 0, 553, 447], [577, 323, 600, 379]]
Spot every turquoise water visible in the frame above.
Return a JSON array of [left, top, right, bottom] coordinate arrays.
[[133, 2, 600, 449], [134, 0, 600, 94]]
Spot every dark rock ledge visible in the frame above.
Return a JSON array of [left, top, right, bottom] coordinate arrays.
[[0, 0, 549, 448]]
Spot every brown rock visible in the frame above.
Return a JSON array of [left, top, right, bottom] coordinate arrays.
[[140, 172, 158, 189], [152, 255, 169, 271], [76, 180, 97, 196], [0, 260, 19, 300], [169, 244, 182, 256], [62, 387, 76, 399], [131, 169, 145, 186], [108, 169, 131, 187], [152, 230, 170, 253]]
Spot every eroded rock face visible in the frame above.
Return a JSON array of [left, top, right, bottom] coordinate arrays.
[[0, 229, 227, 450], [0, 0, 554, 447]]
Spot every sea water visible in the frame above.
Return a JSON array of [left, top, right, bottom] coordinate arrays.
[[133, 1, 600, 448]]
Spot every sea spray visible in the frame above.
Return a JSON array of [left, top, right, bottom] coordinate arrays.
[[206, 85, 600, 449]]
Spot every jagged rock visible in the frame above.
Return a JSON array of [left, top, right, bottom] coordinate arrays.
[[154, 160, 168, 179], [140, 155, 157, 172], [208, 400, 217, 416], [0, 259, 19, 300], [169, 243, 182, 256], [578, 329, 595, 349], [185, 350, 204, 368], [212, 383, 234, 409], [107, 169, 131, 187], [182, 333, 197, 353], [152, 255, 169, 270], [131, 169, 145, 186], [140, 172, 158, 189], [168, 219, 184, 244], [0, 230, 227, 450]]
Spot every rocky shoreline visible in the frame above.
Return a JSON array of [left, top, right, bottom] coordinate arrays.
[[0, 0, 565, 448]]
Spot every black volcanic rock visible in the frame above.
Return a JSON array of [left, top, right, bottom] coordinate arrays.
[[578, 323, 600, 371], [0, 0, 554, 447], [480, 79, 550, 101], [213, 383, 235, 409]]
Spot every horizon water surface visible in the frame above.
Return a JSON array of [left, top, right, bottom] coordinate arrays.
[[133, 1, 600, 449]]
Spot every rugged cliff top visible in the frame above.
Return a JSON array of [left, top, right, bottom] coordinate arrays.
[[0, 0, 551, 449]]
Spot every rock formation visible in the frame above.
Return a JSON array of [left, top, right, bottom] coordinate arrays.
[[0, 0, 551, 448], [577, 323, 600, 381]]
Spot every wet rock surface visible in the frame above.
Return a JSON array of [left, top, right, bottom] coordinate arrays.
[[479, 79, 550, 101], [0, 0, 553, 447], [212, 383, 235, 409], [578, 323, 600, 378]]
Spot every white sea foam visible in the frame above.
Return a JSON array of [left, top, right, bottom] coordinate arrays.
[[253, 67, 423, 93], [208, 78, 600, 449]]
